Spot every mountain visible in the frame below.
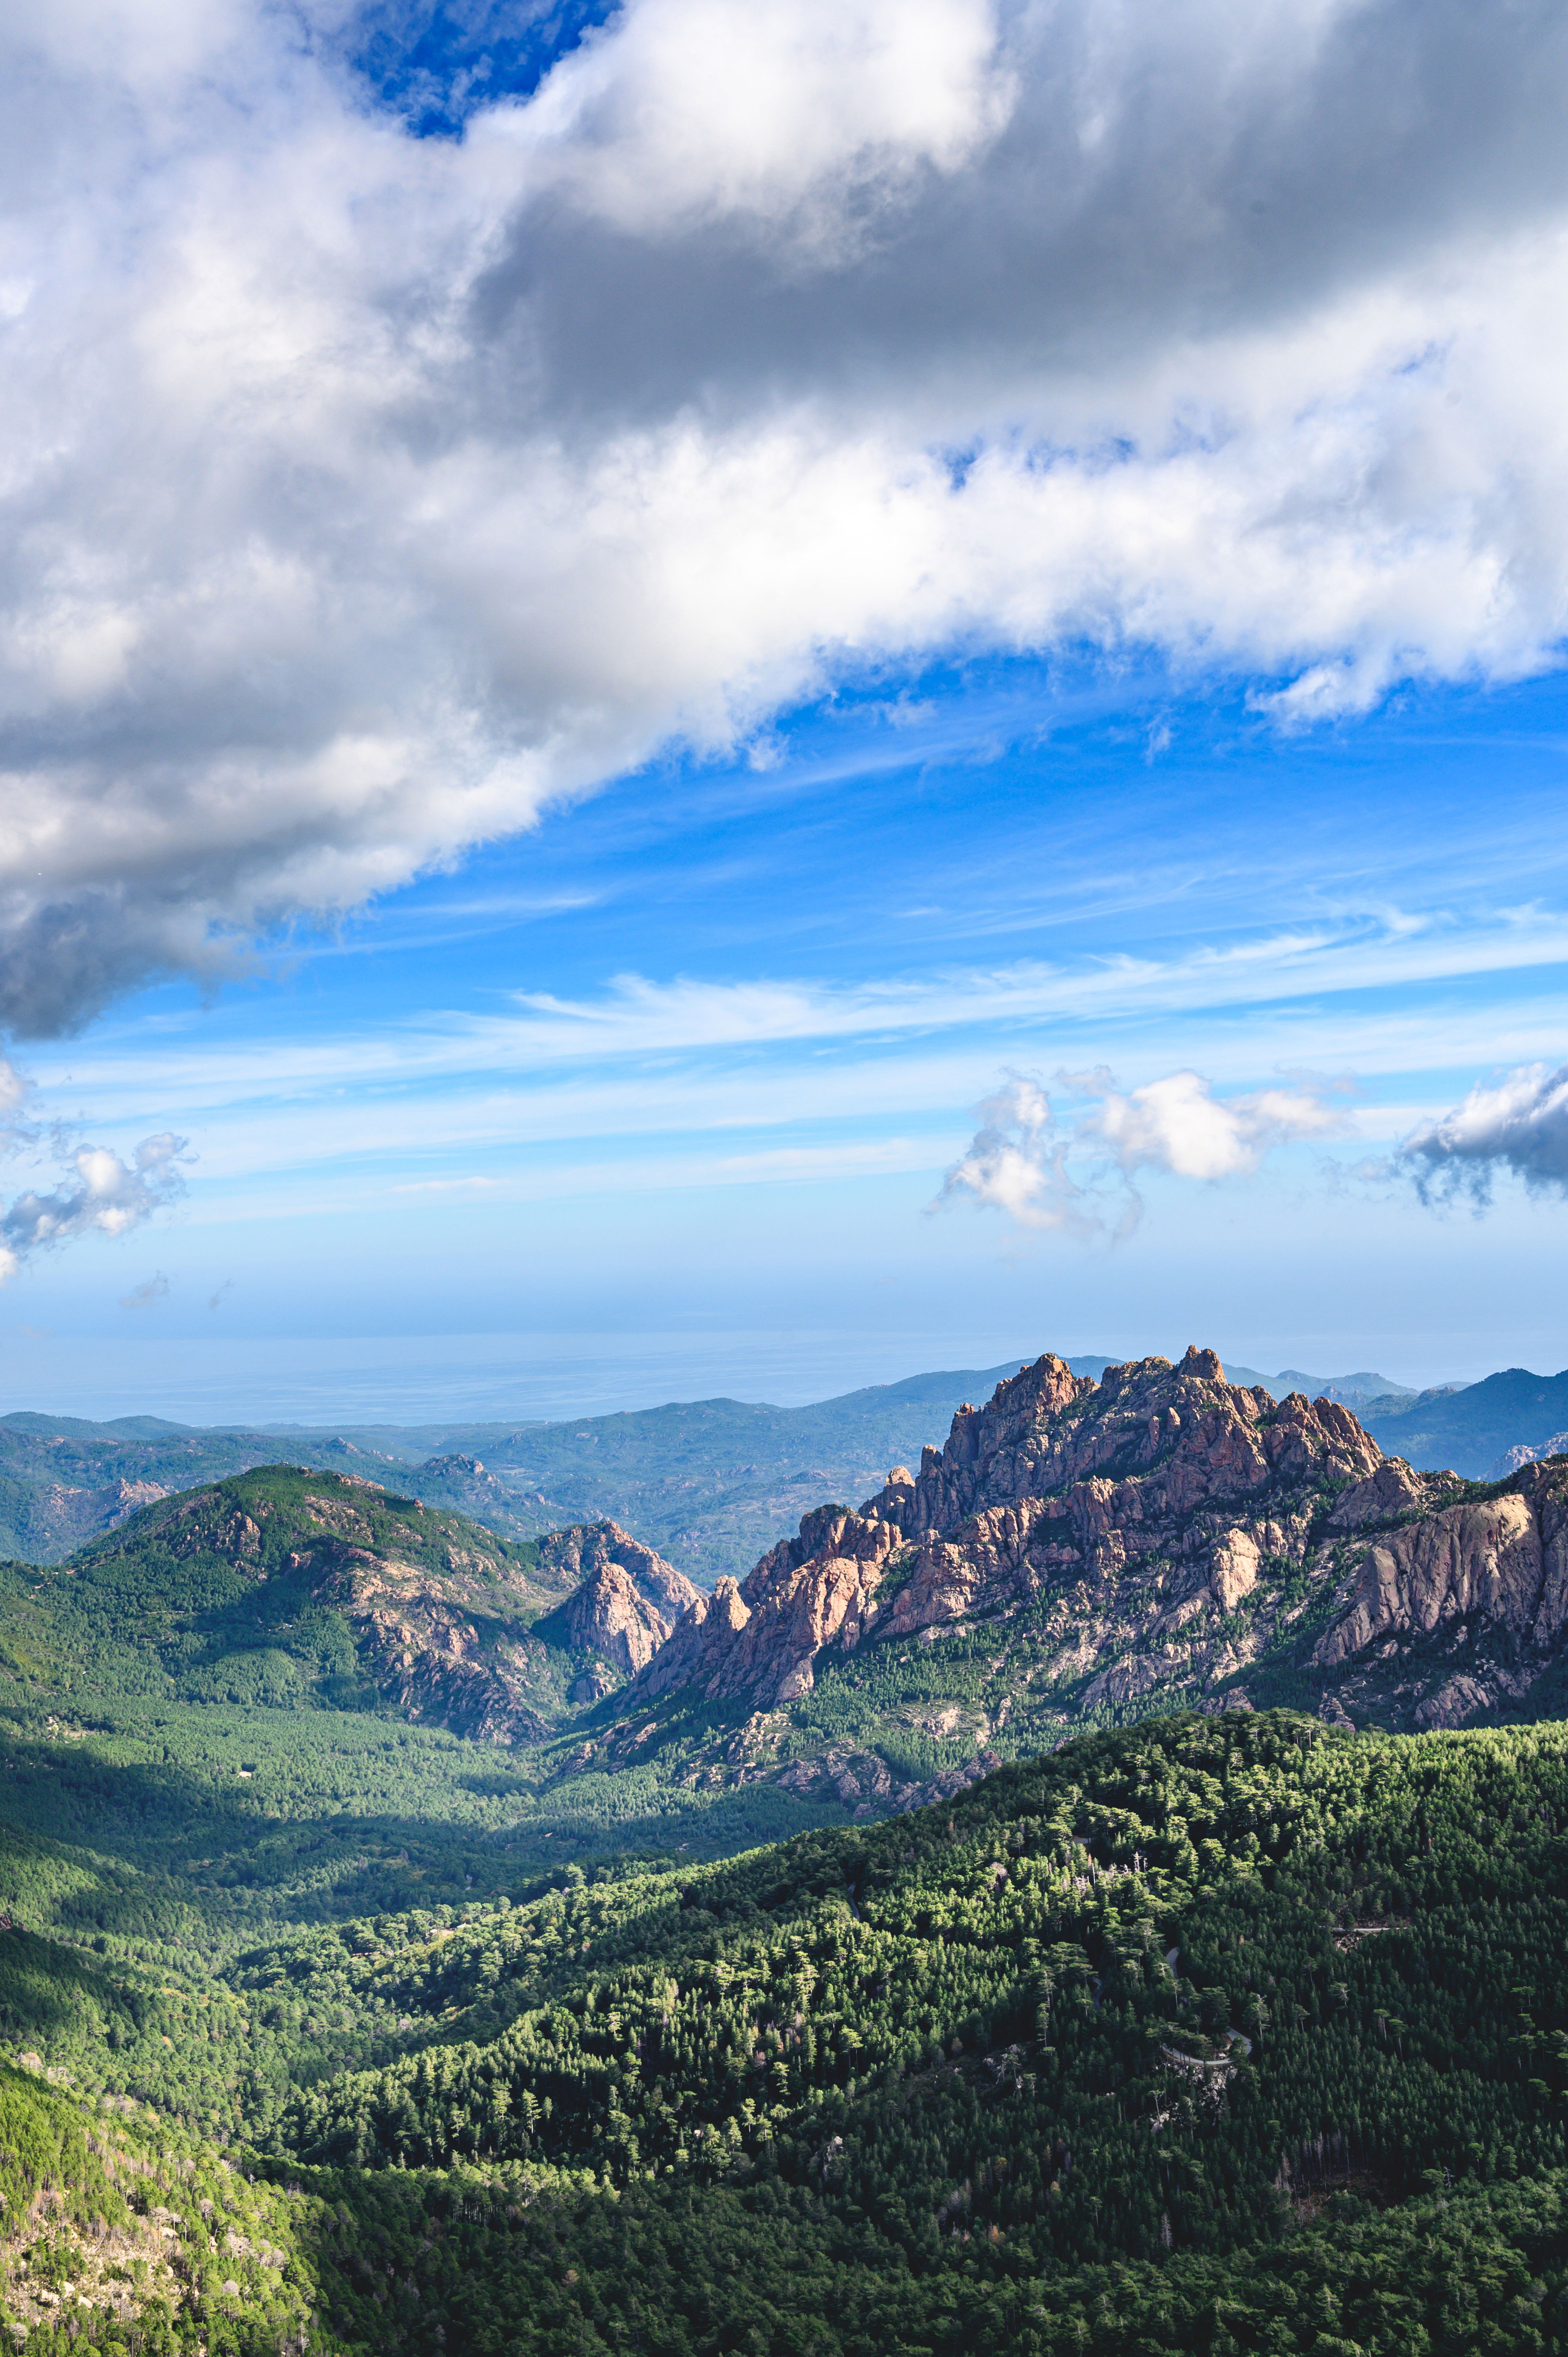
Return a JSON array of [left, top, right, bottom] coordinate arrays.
[[0, 1353, 1419, 1579], [0, 1468, 691, 1743], [547, 1347, 1568, 1828], [1264, 1365, 1415, 1407], [1363, 1364, 1568, 1476], [622, 1346, 1383, 1716], [530, 1521, 702, 1697], [1495, 1433, 1568, 1479], [10, 1347, 1557, 1839]]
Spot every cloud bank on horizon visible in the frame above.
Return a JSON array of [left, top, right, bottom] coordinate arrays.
[[2, 0, 1568, 1043]]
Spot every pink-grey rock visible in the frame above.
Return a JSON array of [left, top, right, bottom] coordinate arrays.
[[620, 1345, 1383, 1714]]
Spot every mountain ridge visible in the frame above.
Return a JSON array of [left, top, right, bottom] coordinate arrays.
[[545, 1347, 1568, 1833], [0, 1352, 1426, 1575], [0, 1470, 694, 1745]]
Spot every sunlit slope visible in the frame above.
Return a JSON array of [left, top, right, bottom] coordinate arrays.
[[260, 1710, 1568, 2352], [0, 1466, 587, 1738]]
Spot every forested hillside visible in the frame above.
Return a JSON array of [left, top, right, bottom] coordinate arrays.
[[0, 1469, 709, 1744], [11, 1710, 1568, 2351], [13, 1356, 1568, 2351]]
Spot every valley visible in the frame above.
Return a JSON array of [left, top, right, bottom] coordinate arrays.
[[5, 1345, 1568, 2353]]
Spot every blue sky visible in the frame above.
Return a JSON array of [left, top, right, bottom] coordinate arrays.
[[1, 0, 1566, 1421], [10, 657, 1568, 1420]]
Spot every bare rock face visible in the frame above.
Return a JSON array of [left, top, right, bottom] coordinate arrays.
[[621, 1346, 1383, 1714], [1415, 1674, 1494, 1729], [571, 1348, 1568, 1758], [1313, 1459, 1568, 1672], [35, 1475, 174, 1551], [530, 1522, 701, 1676], [1490, 1435, 1568, 1481]]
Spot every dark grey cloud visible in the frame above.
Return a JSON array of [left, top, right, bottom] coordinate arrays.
[[478, 0, 1568, 429], [1399, 1063, 1568, 1203]]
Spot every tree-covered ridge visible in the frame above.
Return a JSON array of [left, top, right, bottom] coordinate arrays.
[[262, 1712, 1568, 2221], [204, 1711, 1568, 2349], [15, 1708, 1568, 2348], [0, 1468, 637, 1739]]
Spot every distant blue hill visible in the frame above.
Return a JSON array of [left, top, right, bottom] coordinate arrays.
[[0, 1349, 1437, 1579], [1360, 1366, 1568, 1479]]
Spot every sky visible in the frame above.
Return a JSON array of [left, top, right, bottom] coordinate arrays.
[[0, 0, 1567, 1424]]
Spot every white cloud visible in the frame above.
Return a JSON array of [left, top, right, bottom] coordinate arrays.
[[1398, 1060, 1568, 1202], [0, 1130, 189, 1280], [1077, 1066, 1347, 1180], [937, 1066, 1345, 1239], [1, 0, 1567, 1031], [509, 0, 1014, 239], [933, 1077, 1105, 1237]]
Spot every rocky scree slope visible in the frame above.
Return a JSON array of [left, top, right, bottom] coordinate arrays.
[[4, 1469, 692, 1744], [581, 1349, 1568, 1818]]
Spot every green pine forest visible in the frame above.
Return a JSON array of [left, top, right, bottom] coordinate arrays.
[[9, 1479, 1568, 2349]]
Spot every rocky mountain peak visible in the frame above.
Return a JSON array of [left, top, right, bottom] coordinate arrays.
[[619, 1347, 1384, 1716], [530, 1522, 701, 1692], [860, 1345, 1375, 1548]]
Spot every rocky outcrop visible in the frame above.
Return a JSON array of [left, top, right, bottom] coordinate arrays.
[[631, 1576, 753, 1701], [532, 1519, 698, 1618], [530, 1522, 700, 1682], [1490, 1435, 1568, 1481], [621, 1347, 1383, 1715], [33, 1477, 173, 1552], [524, 1352, 1568, 1818], [1313, 1459, 1568, 1673]]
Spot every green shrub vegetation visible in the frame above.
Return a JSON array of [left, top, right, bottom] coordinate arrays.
[[10, 1690, 1568, 2348]]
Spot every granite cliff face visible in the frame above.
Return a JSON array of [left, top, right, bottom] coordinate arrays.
[[624, 1347, 1381, 1715], [530, 1521, 700, 1693], [599, 1350, 1568, 1803], [1310, 1455, 1568, 1727]]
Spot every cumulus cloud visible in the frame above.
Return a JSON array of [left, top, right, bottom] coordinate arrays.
[[1074, 1066, 1347, 1181], [1398, 1061, 1568, 1203], [937, 1067, 1344, 1238], [0, 1130, 190, 1282], [1, 0, 1568, 1029], [933, 1077, 1105, 1238]]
